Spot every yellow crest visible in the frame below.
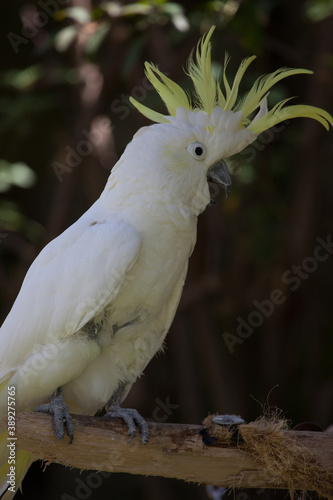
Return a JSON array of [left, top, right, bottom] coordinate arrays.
[[130, 26, 333, 134]]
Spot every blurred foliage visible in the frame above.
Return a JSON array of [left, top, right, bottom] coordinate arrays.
[[1, 0, 333, 499], [305, 0, 333, 22], [0, 160, 36, 192]]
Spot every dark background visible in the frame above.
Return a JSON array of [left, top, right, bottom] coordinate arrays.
[[1, 0, 333, 498]]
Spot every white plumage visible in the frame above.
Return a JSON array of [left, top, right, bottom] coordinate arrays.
[[1, 26, 332, 498], [0, 122, 210, 417]]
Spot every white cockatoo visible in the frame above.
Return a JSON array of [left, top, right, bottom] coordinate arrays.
[[0, 26, 332, 498]]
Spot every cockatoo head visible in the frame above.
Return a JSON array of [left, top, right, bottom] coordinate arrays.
[[116, 27, 332, 216]]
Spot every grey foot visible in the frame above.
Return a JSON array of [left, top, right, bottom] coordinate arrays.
[[105, 406, 149, 444], [35, 387, 74, 443]]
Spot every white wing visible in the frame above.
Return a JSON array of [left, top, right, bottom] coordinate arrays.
[[0, 217, 141, 375]]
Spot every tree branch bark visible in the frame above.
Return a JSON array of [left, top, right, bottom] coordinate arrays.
[[14, 413, 333, 492]]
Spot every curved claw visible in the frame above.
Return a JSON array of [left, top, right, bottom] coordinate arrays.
[[35, 387, 74, 443], [105, 406, 149, 444]]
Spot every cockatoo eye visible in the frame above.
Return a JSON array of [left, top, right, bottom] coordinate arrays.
[[186, 142, 207, 160]]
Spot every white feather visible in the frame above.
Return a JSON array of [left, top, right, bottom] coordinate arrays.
[[0, 216, 141, 376]]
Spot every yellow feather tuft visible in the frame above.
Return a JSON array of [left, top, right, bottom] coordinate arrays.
[[187, 25, 217, 114], [221, 54, 231, 107], [224, 55, 256, 111], [241, 67, 313, 120], [249, 102, 333, 133], [129, 25, 332, 135], [217, 75, 226, 109], [129, 96, 169, 124], [143, 62, 190, 116], [130, 62, 190, 123]]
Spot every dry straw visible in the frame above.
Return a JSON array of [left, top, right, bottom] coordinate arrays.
[[203, 410, 333, 499]]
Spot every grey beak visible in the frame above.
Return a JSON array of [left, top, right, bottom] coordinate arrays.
[[207, 160, 232, 202]]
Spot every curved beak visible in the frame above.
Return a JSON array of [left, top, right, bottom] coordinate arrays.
[[207, 160, 232, 202]]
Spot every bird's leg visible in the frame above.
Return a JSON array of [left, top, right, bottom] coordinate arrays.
[[34, 387, 74, 443], [105, 382, 149, 444]]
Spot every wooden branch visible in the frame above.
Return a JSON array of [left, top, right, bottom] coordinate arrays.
[[15, 413, 333, 492]]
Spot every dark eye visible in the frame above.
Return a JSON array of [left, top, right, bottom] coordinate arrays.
[[187, 142, 207, 160]]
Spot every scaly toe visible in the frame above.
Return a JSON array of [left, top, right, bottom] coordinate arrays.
[[105, 406, 149, 444], [34, 388, 74, 443]]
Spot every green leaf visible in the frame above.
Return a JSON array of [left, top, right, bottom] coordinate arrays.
[[101, 1, 152, 17], [0, 160, 36, 192], [305, 0, 333, 22], [122, 3, 152, 16], [162, 3, 189, 31], [54, 25, 79, 52], [62, 6, 91, 24], [0, 65, 42, 91]]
